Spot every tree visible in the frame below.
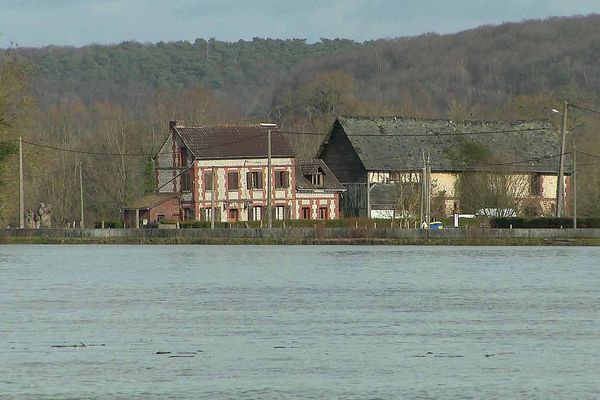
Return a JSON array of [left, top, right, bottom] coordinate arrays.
[[393, 173, 422, 227], [456, 172, 528, 216], [0, 56, 34, 226]]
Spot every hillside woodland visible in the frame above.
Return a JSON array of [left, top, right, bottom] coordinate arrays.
[[1, 15, 600, 225]]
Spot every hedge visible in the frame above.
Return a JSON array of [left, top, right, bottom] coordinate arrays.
[[94, 221, 123, 228], [490, 217, 600, 228]]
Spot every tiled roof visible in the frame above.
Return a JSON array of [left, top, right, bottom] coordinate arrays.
[[175, 125, 295, 159], [124, 193, 179, 209], [296, 159, 345, 191], [329, 116, 563, 173]]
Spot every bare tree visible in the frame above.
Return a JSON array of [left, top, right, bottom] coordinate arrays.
[[393, 172, 422, 227], [456, 171, 529, 216]]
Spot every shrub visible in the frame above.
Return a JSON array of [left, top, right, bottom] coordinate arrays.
[[490, 217, 600, 228], [94, 221, 123, 228]]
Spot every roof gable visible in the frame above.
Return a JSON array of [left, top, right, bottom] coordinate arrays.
[[296, 160, 344, 191]]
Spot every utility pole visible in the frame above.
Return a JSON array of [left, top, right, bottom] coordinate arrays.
[[259, 123, 277, 227], [425, 151, 431, 226], [19, 137, 24, 229], [556, 101, 568, 217], [421, 151, 426, 227], [573, 145, 577, 229], [79, 162, 84, 228], [211, 166, 215, 229], [267, 128, 272, 229], [366, 174, 371, 219]]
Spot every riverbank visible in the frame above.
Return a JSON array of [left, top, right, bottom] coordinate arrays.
[[2, 228, 600, 245]]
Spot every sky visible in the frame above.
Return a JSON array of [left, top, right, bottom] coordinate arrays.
[[0, 0, 598, 48]]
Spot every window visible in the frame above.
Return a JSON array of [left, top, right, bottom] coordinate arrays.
[[311, 173, 323, 187], [318, 207, 328, 220], [250, 206, 262, 221], [246, 171, 263, 189], [228, 171, 239, 191], [157, 214, 165, 222], [275, 205, 285, 220], [183, 208, 193, 221], [204, 171, 214, 191], [202, 208, 212, 221], [275, 171, 289, 188], [301, 207, 311, 220], [530, 173, 542, 196], [178, 147, 187, 167], [228, 208, 239, 222], [180, 170, 191, 192]]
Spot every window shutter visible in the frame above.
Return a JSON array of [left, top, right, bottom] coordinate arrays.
[[284, 171, 289, 188], [228, 171, 238, 190], [246, 172, 252, 189], [258, 172, 263, 188]]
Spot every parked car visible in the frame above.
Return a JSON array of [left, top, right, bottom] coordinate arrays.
[[429, 221, 444, 230]]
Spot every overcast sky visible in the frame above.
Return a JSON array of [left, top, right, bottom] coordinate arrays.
[[0, 0, 598, 48]]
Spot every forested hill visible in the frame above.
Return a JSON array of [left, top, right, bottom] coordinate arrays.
[[7, 14, 600, 120], [14, 38, 360, 113]]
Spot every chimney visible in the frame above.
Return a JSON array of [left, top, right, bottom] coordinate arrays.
[[169, 120, 177, 130]]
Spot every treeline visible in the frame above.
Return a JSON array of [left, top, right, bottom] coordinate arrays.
[[1, 15, 600, 226]]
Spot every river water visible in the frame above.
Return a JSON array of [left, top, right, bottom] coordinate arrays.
[[1, 245, 599, 399]]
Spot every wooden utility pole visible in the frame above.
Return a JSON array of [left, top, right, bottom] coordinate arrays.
[[556, 101, 568, 217], [79, 162, 84, 228], [573, 145, 577, 229], [211, 166, 215, 229], [267, 128, 272, 229], [421, 151, 426, 227], [426, 151, 431, 225], [19, 137, 24, 229], [366, 174, 371, 219]]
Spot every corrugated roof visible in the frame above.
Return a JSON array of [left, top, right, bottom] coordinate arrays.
[[175, 125, 294, 159], [296, 159, 345, 191], [124, 193, 179, 209], [333, 116, 563, 173]]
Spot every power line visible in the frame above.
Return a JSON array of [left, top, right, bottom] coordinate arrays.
[[21, 139, 152, 157], [576, 150, 600, 159], [570, 104, 600, 116], [280, 127, 549, 137], [13, 132, 268, 157], [366, 152, 565, 168], [3, 125, 559, 160]]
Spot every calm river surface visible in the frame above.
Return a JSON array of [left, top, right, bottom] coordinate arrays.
[[1, 245, 599, 399]]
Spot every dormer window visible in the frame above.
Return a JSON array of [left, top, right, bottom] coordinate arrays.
[[311, 173, 323, 187]]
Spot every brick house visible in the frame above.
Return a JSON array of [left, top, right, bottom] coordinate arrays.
[[129, 121, 343, 225]]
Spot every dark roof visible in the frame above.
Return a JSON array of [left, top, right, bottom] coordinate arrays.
[[296, 159, 345, 191], [175, 125, 295, 159], [123, 193, 179, 210], [323, 116, 563, 173]]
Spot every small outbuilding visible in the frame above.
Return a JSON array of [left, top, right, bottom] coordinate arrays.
[[122, 193, 180, 228]]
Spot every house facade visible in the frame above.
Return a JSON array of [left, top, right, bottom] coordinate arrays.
[[317, 116, 569, 220], [136, 121, 343, 225]]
